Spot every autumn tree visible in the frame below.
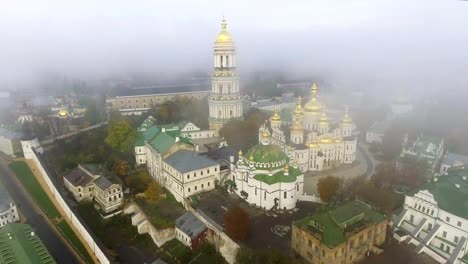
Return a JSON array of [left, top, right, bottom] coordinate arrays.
[[111, 159, 130, 179], [317, 176, 341, 203], [105, 118, 136, 153], [224, 206, 251, 241], [220, 109, 270, 149], [355, 181, 395, 214], [144, 181, 163, 202], [84, 101, 101, 125], [371, 162, 397, 189]]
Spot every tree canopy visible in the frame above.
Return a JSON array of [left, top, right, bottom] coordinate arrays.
[[224, 206, 251, 242], [105, 118, 136, 153], [149, 97, 209, 129], [317, 176, 341, 203]]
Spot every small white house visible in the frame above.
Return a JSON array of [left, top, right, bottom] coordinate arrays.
[[0, 183, 19, 227]]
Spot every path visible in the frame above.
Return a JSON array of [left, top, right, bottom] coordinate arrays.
[[0, 159, 80, 263]]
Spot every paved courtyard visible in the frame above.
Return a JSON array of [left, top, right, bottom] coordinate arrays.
[[193, 190, 322, 251], [303, 142, 379, 195]]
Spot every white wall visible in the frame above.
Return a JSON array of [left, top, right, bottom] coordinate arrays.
[[0, 204, 19, 227], [24, 147, 110, 264]]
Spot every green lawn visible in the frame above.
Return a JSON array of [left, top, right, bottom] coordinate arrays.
[[9, 161, 61, 219], [57, 221, 94, 263], [9, 161, 94, 263]]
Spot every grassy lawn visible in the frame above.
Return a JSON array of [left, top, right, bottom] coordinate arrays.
[[9, 161, 94, 263], [136, 193, 184, 229], [9, 161, 61, 219], [57, 221, 94, 264]]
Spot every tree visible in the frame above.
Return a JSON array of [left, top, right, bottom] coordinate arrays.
[[111, 159, 130, 179], [355, 181, 395, 214], [220, 109, 270, 149], [84, 101, 101, 125], [224, 206, 250, 241], [105, 118, 136, 153], [382, 120, 406, 160], [317, 176, 341, 203], [144, 181, 163, 202], [371, 162, 397, 189]]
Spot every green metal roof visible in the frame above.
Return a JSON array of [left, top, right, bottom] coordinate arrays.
[[294, 201, 386, 249], [0, 223, 55, 264], [412, 167, 468, 219], [253, 167, 302, 185], [245, 144, 289, 169]]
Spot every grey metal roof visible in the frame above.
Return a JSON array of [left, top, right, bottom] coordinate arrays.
[[164, 150, 218, 173], [175, 212, 206, 239], [443, 153, 468, 166], [93, 176, 113, 190], [63, 168, 94, 187], [0, 182, 14, 212]]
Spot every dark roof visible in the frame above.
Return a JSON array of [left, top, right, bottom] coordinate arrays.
[[443, 152, 468, 166], [175, 212, 206, 239], [63, 168, 94, 187], [201, 146, 239, 164], [164, 150, 219, 173], [111, 83, 210, 97]]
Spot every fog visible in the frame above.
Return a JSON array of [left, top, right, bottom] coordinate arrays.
[[1, 0, 468, 93]]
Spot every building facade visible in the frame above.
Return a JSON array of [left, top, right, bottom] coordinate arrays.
[[365, 121, 389, 144], [0, 183, 19, 227], [0, 127, 22, 157], [440, 152, 468, 175], [175, 212, 208, 250], [208, 18, 244, 130], [399, 135, 444, 174], [162, 150, 220, 203], [230, 132, 304, 211], [107, 84, 211, 116], [63, 164, 124, 217], [260, 84, 357, 173], [292, 201, 387, 264], [393, 167, 468, 264]]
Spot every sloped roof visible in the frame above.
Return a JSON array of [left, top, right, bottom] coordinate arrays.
[[164, 150, 218, 173], [416, 167, 468, 219], [0, 223, 55, 264], [63, 167, 94, 187], [253, 167, 302, 185], [294, 201, 386, 248], [175, 212, 206, 239]]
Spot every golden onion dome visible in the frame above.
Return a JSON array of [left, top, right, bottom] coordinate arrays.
[[342, 107, 353, 124], [58, 109, 69, 117], [262, 129, 270, 139], [238, 149, 243, 156], [304, 83, 322, 112], [290, 119, 303, 131], [215, 17, 234, 43], [249, 154, 254, 161], [284, 163, 289, 170], [319, 137, 333, 144], [271, 110, 281, 122], [294, 96, 304, 115], [319, 111, 328, 124]]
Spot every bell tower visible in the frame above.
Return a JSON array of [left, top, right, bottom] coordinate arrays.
[[208, 17, 244, 130]]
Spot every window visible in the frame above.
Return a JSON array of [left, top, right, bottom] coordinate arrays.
[[446, 217, 450, 222], [410, 215, 414, 223], [308, 239, 312, 247], [457, 221, 462, 227], [208, 182, 210, 186], [443, 231, 447, 238], [187, 175, 190, 179], [188, 188, 191, 192], [428, 223, 432, 231], [454, 236, 459, 243], [201, 184, 204, 188], [284, 191, 287, 199], [195, 186, 197, 191]]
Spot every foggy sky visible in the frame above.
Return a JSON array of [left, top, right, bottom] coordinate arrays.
[[1, 0, 468, 92]]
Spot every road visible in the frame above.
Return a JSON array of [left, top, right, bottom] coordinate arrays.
[[0, 159, 80, 264]]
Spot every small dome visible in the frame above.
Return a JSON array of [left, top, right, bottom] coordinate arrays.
[[294, 96, 304, 116], [319, 111, 328, 124], [290, 115, 303, 131], [342, 107, 353, 125], [215, 17, 234, 43], [271, 110, 281, 122], [304, 83, 322, 113], [58, 109, 69, 118], [262, 129, 270, 139]]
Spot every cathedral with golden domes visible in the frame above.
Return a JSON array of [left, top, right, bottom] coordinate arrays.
[[259, 83, 357, 172]]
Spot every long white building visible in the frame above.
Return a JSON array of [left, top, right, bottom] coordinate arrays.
[[393, 166, 468, 264], [260, 84, 357, 173]]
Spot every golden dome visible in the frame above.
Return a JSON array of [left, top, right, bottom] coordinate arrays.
[[284, 163, 289, 170], [238, 149, 243, 156], [294, 96, 304, 115], [215, 17, 234, 43], [262, 129, 270, 139], [249, 154, 254, 161], [271, 110, 281, 122], [58, 109, 69, 117], [308, 142, 319, 148], [319, 137, 332, 144], [290, 118, 303, 131], [304, 84, 321, 113], [319, 111, 328, 124]]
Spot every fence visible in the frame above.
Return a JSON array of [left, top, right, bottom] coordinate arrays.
[[27, 149, 109, 264]]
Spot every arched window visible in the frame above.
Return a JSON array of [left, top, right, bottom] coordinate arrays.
[[226, 55, 229, 67]]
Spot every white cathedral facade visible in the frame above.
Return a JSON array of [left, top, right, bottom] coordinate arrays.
[[259, 84, 358, 172], [208, 17, 244, 130]]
